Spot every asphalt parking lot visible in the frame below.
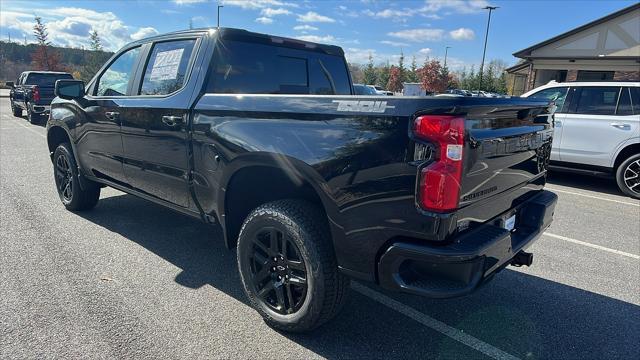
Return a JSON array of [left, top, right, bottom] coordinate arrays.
[[1, 97, 638, 359]]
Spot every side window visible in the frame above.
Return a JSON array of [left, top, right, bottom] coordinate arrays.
[[95, 46, 141, 97], [617, 87, 633, 116], [573, 87, 620, 115], [139, 39, 196, 95], [209, 41, 278, 94], [630, 87, 640, 115], [207, 40, 352, 95], [529, 87, 568, 111]]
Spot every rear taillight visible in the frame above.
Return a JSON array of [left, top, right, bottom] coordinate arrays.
[[413, 115, 465, 212], [33, 86, 41, 102]]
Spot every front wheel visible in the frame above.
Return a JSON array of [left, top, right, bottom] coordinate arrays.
[[11, 101, 22, 117], [237, 200, 348, 332], [616, 153, 640, 199], [53, 143, 101, 211]]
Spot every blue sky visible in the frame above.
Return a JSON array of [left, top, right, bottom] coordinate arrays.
[[0, 0, 636, 70]]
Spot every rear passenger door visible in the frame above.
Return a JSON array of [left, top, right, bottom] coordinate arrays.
[[559, 86, 638, 167], [120, 37, 200, 208]]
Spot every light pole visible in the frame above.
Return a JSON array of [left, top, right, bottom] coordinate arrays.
[[444, 46, 451, 68], [217, 5, 224, 28], [478, 6, 498, 91]]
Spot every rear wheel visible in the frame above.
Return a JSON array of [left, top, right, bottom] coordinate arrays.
[[237, 200, 348, 332], [616, 153, 640, 199], [53, 143, 101, 211], [11, 101, 22, 117]]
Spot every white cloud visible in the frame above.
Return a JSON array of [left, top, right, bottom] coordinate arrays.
[[420, 0, 492, 14], [1, 6, 160, 50], [344, 48, 376, 64], [293, 25, 318, 31], [380, 40, 409, 47], [388, 28, 445, 42], [221, 0, 298, 10], [418, 48, 432, 55], [295, 34, 335, 43], [363, 8, 412, 19], [449, 27, 475, 40], [261, 8, 292, 16], [131, 27, 159, 40], [297, 11, 335, 23], [255, 17, 274, 24]]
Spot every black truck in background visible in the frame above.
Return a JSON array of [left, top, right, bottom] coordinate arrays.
[[8, 71, 74, 123], [46, 28, 558, 332]]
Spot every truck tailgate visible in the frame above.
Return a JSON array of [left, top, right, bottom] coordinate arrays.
[[459, 103, 553, 208]]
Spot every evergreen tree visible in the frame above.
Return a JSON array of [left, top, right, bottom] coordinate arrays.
[[376, 61, 390, 89], [397, 50, 406, 84], [407, 55, 418, 82], [31, 16, 63, 71], [80, 29, 106, 82], [363, 53, 377, 85]]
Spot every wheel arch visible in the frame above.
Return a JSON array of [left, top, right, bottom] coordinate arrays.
[[219, 153, 337, 250], [614, 142, 640, 170]]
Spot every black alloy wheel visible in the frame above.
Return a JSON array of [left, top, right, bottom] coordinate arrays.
[[52, 142, 101, 211], [247, 227, 308, 315], [55, 152, 74, 204]]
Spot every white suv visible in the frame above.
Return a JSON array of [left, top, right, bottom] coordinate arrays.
[[522, 81, 640, 199]]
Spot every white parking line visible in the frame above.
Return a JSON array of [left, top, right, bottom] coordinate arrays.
[[351, 282, 521, 360], [543, 232, 640, 259], [545, 186, 639, 207]]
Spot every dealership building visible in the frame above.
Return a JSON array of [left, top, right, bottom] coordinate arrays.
[[507, 3, 639, 95]]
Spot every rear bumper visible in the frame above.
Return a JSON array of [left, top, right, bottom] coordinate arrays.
[[30, 104, 50, 114], [377, 190, 557, 298]]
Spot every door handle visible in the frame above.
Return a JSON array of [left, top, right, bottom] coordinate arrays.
[[162, 115, 183, 127], [611, 123, 631, 130], [105, 111, 119, 121], [555, 120, 562, 127]]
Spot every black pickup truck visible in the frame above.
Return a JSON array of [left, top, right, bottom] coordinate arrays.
[[47, 28, 557, 332], [8, 71, 74, 123]]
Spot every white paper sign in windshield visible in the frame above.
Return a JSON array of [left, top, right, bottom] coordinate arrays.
[[149, 49, 184, 81]]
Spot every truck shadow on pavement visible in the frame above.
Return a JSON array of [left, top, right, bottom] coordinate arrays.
[[77, 193, 640, 360]]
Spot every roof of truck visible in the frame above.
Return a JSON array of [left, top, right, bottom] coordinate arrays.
[[134, 27, 345, 56]]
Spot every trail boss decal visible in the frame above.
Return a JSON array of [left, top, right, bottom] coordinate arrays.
[[332, 100, 395, 113]]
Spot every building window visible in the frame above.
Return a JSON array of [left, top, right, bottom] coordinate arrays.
[[576, 71, 614, 81]]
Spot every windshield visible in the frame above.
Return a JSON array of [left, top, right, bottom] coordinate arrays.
[[25, 73, 73, 87]]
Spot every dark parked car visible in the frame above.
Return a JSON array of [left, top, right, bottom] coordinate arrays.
[[46, 28, 557, 332], [353, 83, 377, 95], [8, 71, 74, 123]]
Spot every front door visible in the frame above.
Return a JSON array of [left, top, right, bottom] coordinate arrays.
[[559, 86, 638, 167], [120, 38, 199, 208], [75, 45, 142, 185]]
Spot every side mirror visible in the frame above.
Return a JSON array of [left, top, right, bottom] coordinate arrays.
[[5, 81, 14, 88], [55, 79, 85, 100]]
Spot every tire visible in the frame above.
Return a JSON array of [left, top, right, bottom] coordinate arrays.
[[616, 153, 640, 199], [53, 143, 101, 211], [237, 199, 348, 332], [26, 103, 37, 124], [11, 101, 22, 117]]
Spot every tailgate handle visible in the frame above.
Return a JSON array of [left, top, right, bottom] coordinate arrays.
[[162, 115, 183, 127], [610, 123, 630, 130]]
